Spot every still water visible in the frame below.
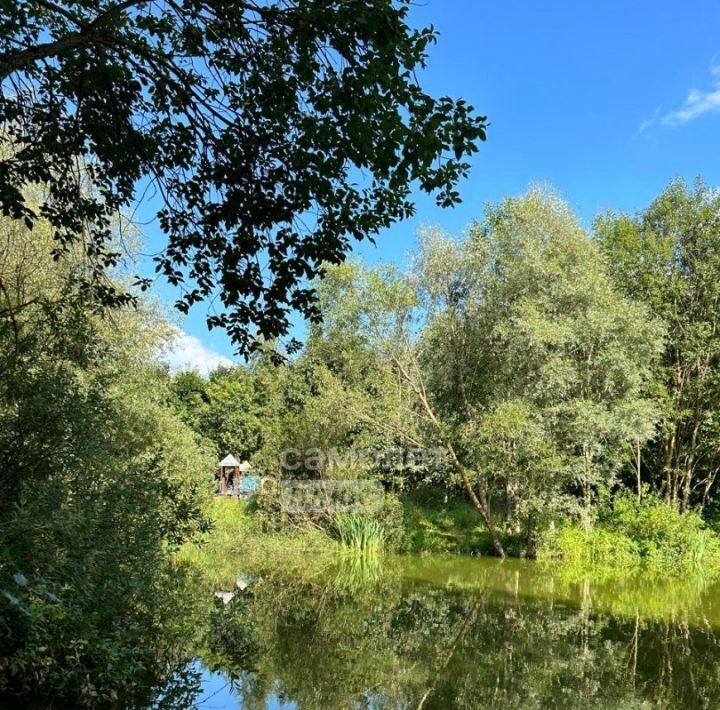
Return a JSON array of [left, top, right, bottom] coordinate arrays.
[[189, 554, 720, 709]]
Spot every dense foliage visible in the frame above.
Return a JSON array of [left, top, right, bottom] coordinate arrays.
[[0, 0, 486, 353], [4, 178, 720, 702], [540, 492, 720, 574], [597, 179, 720, 513], [171, 183, 720, 563], [0, 210, 215, 704]]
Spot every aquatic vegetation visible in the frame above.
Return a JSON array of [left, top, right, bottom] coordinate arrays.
[[332, 515, 386, 554], [329, 554, 386, 592]]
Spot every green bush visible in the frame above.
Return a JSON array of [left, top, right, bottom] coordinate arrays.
[[539, 525, 640, 570], [373, 493, 406, 551], [607, 494, 720, 573], [539, 493, 720, 575]]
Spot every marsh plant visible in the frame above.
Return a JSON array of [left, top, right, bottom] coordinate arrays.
[[331, 554, 385, 592], [332, 515, 386, 554]]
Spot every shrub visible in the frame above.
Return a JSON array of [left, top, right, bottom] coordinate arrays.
[[373, 493, 406, 551], [607, 493, 720, 573], [539, 525, 640, 571], [539, 493, 720, 576]]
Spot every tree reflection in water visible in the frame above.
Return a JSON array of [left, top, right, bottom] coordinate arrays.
[[190, 555, 720, 709]]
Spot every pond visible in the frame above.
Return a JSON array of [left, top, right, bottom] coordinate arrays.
[[186, 554, 720, 709]]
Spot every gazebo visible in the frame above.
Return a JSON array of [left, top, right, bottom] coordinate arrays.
[[218, 454, 252, 495]]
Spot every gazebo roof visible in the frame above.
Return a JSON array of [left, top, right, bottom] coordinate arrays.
[[238, 460, 252, 472], [219, 454, 241, 468]]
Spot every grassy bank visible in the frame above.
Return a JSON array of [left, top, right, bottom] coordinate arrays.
[[178, 498, 337, 587], [538, 494, 720, 578], [181, 495, 500, 574], [401, 498, 494, 555], [181, 492, 720, 584]]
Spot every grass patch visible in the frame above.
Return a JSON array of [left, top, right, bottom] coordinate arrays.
[[178, 498, 336, 587], [401, 498, 493, 555], [180, 494, 498, 590]]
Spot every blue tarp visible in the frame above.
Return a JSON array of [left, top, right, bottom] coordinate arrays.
[[234, 476, 260, 496]]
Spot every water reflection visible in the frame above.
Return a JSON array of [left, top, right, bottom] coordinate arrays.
[[191, 555, 720, 709]]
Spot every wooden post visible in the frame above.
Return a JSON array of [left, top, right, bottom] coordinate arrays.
[[234, 465, 239, 498]]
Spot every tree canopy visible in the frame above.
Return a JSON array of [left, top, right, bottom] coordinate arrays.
[[0, 206, 215, 702], [596, 179, 720, 512], [0, 0, 486, 353], [222, 190, 662, 555]]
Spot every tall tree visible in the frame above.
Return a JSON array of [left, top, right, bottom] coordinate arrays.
[[419, 190, 664, 532], [199, 365, 265, 460], [596, 179, 720, 511], [315, 261, 509, 556], [0, 0, 487, 353], [0, 208, 215, 703]]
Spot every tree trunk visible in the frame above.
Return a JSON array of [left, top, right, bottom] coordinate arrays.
[[471, 481, 505, 558], [681, 420, 700, 511], [391, 353, 506, 558], [581, 445, 592, 530], [525, 528, 538, 559]]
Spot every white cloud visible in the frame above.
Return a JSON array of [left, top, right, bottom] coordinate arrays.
[[636, 107, 661, 137], [160, 330, 234, 376], [659, 64, 720, 127]]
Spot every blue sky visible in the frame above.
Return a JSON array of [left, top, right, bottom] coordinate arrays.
[[155, 0, 720, 370]]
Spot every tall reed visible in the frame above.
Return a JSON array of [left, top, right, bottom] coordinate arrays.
[[333, 515, 385, 554]]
